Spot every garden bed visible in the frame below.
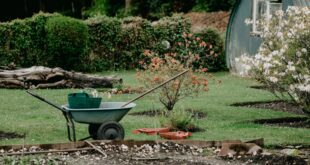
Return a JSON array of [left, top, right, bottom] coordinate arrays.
[[0, 131, 24, 140], [0, 140, 308, 165], [129, 109, 207, 119], [232, 100, 309, 128], [232, 100, 305, 115], [254, 117, 310, 128]]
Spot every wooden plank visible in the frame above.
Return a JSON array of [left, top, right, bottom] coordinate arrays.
[[0, 147, 93, 156], [0, 139, 264, 152]]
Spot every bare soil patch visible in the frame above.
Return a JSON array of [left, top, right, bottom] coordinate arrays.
[[184, 11, 230, 33], [0, 131, 24, 140], [233, 155, 308, 165]]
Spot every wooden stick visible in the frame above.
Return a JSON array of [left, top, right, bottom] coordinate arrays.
[[121, 69, 189, 108], [131, 157, 170, 161], [85, 140, 107, 159], [0, 147, 93, 156]]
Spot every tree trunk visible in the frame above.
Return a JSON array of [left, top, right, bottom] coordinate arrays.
[[125, 0, 132, 15], [0, 66, 122, 89]]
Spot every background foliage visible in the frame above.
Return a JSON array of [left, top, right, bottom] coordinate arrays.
[[83, 0, 237, 20]]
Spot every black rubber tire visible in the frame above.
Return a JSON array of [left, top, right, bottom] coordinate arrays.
[[97, 121, 125, 140], [88, 124, 101, 139]]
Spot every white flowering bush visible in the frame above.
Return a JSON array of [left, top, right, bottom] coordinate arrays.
[[242, 7, 310, 116]]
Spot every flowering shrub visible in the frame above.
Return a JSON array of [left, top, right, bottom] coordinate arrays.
[[240, 7, 310, 115], [174, 32, 222, 71], [137, 49, 208, 111]]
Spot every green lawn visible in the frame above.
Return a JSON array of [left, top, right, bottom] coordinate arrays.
[[0, 71, 309, 146]]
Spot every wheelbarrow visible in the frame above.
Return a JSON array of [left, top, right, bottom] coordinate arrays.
[[26, 90, 136, 141], [26, 69, 189, 141]]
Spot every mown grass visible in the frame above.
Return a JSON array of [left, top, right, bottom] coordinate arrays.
[[0, 71, 309, 146]]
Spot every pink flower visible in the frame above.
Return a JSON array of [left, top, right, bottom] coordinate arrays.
[[139, 60, 144, 65], [201, 68, 208, 72], [144, 50, 151, 56], [199, 41, 207, 47]]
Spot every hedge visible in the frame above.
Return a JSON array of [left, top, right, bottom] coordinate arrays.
[[45, 16, 89, 70], [0, 13, 59, 67], [85, 15, 191, 71], [0, 13, 225, 72], [85, 16, 122, 71]]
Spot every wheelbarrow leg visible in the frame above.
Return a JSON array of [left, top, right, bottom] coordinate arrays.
[[62, 112, 76, 141]]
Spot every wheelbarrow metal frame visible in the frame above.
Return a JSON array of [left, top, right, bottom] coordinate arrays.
[[27, 90, 82, 141]]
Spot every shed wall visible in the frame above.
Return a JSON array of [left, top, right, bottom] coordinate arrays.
[[294, 0, 310, 6], [226, 0, 261, 71], [226, 0, 310, 72]]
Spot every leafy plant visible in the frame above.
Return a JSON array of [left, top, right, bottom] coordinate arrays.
[[160, 109, 198, 131]]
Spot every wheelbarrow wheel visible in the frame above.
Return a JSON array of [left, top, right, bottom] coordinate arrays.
[[88, 124, 101, 140], [97, 121, 124, 140]]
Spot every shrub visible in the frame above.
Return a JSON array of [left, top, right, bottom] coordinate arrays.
[[85, 16, 122, 71], [22, 13, 57, 66], [85, 15, 190, 71], [3, 19, 33, 66], [240, 7, 310, 115], [0, 12, 59, 68], [119, 17, 155, 69], [0, 13, 224, 72], [149, 30, 225, 72], [45, 16, 89, 70], [152, 15, 191, 46], [0, 24, 10, 66], [194, 28, 226, 71]]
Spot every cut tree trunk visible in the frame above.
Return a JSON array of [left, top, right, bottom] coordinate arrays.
[[0, 66, 122, 89]]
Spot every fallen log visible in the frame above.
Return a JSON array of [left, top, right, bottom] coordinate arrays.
[[0, 66, 122, 89]]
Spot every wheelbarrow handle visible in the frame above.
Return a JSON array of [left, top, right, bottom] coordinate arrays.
[[26, 90, 65, 112], [121, 69, 190, 108]]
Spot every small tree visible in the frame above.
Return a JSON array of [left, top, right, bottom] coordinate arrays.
[[137, 33, 210, 111]]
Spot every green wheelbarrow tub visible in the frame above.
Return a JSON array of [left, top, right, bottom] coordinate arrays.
[[62, 102, 136, 124]]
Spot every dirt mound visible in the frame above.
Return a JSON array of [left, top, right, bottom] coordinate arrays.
[[184, 11, 230, 33]]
